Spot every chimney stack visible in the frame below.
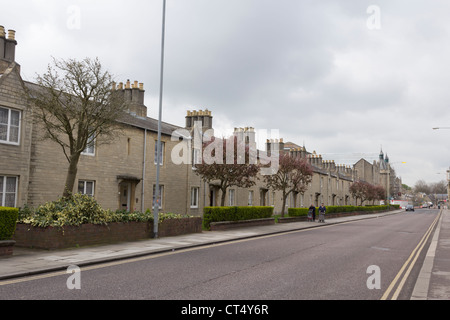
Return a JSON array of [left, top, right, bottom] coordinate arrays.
[[0, 26, 18, 74], [0, 26, 5, 60], [114, 79, 147, 117], [1, 27, 17, 62], [185, 109, 213, 130]]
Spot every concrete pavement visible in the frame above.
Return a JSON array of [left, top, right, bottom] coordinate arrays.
[[411, 208, 450, 300], [1, 209, 448, 300]]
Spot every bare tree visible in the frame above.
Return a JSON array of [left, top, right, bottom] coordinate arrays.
[[29, 57, 126, 198], [429, 180, 447, 194], [350, 180, 370, 206], [414, 179, 431, 194]]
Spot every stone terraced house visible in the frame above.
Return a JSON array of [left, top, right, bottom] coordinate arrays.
[[0, 25, 398, 216]]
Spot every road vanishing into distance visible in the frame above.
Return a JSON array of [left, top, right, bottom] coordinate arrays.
[[0, 209, 439, 300]]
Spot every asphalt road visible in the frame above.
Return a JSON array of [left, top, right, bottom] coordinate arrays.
[[0, 209, 439, 301]]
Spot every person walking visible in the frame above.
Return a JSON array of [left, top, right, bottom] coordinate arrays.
[[308, 204, 316, 222], [318, 203, 326, 222]]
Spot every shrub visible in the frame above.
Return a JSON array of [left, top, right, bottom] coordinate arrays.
[[203, 206, 274, 230], [203, 206, 237, 230], [0, 206, 19, 240], [288, 205, 392, 217], [18, 193, 111, 227], [287, 207, 310, 217], [18, 194, 193, 228]]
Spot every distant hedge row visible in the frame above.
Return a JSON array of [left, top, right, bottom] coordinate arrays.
[[203, 206, 273, 230], [288, 205, 399, 217]]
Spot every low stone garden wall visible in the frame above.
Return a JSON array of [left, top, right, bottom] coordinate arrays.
[[277, 209, 390, 223], [13, 217, 202, 250], [210, 218, 275, 231], [0, 240, 16, 257]]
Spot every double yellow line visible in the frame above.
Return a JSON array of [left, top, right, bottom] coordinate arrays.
[[380, 211, 441, 300]]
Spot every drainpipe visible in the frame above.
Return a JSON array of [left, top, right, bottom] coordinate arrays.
[[141, 129, 147, 212]]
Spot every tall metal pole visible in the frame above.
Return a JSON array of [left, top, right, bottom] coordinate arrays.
[[447, 168, 450, 208], [153, 0, 166, 238]]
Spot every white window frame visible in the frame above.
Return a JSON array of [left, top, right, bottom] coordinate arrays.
[[248, 190, 254, 206], [0, 175, 18, 207], [78, 180, 95, 197], [190, 187, 199, 208], [0, 106, 21, 145], [229, 189, 235, 206], [82, 133, 96, 156], [154, 141, 165, 165]]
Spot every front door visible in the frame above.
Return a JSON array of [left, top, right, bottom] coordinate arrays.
[[119, 182, 132, 211], [209, 188, 217, 207]]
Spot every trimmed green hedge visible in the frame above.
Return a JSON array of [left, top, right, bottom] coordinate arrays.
[[288, 205, 397, 217], [0, 206, 19, 240], [203, 206, 273, 230], [287, 207, 310, 217]]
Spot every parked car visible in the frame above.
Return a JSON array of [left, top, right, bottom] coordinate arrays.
[[406, 205, 415, 212]]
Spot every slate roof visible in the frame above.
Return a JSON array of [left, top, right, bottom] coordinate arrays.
[[23, 80, 182, 137]]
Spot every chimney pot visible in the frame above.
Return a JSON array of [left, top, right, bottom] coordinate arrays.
[[0, 26, 5, 37], [7, 29, 15, 40]]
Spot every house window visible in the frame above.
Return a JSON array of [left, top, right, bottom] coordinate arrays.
[[154, 141, 165, 165], [82, 133, 95, 155], [229, 189, 235, 206], [78, 180, 94, 197], [0, 107, 20, 145], [152, 184, 164, 209], [191, 187, 199, 208], [0, 176, 18, 207], [248, 190, 254, 206]]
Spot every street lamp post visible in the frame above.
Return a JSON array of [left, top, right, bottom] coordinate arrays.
[[153, 0, 167, 238], [433, 127, 450, 208]]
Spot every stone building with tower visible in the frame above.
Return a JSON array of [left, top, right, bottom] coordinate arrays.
[[1, 25, 400, 216]]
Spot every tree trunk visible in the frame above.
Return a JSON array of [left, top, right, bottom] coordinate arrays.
[[281, 193, 287, 217], [63, 153, 81, 198], [220, 188, 227, 207]]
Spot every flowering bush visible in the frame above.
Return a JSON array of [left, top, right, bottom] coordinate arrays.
[[18, 194, 192, 227]]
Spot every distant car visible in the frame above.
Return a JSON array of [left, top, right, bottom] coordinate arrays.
[[406, 205, 414, 212]]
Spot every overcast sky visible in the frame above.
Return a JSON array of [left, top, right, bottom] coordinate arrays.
[[3, 0, 450, 186]]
